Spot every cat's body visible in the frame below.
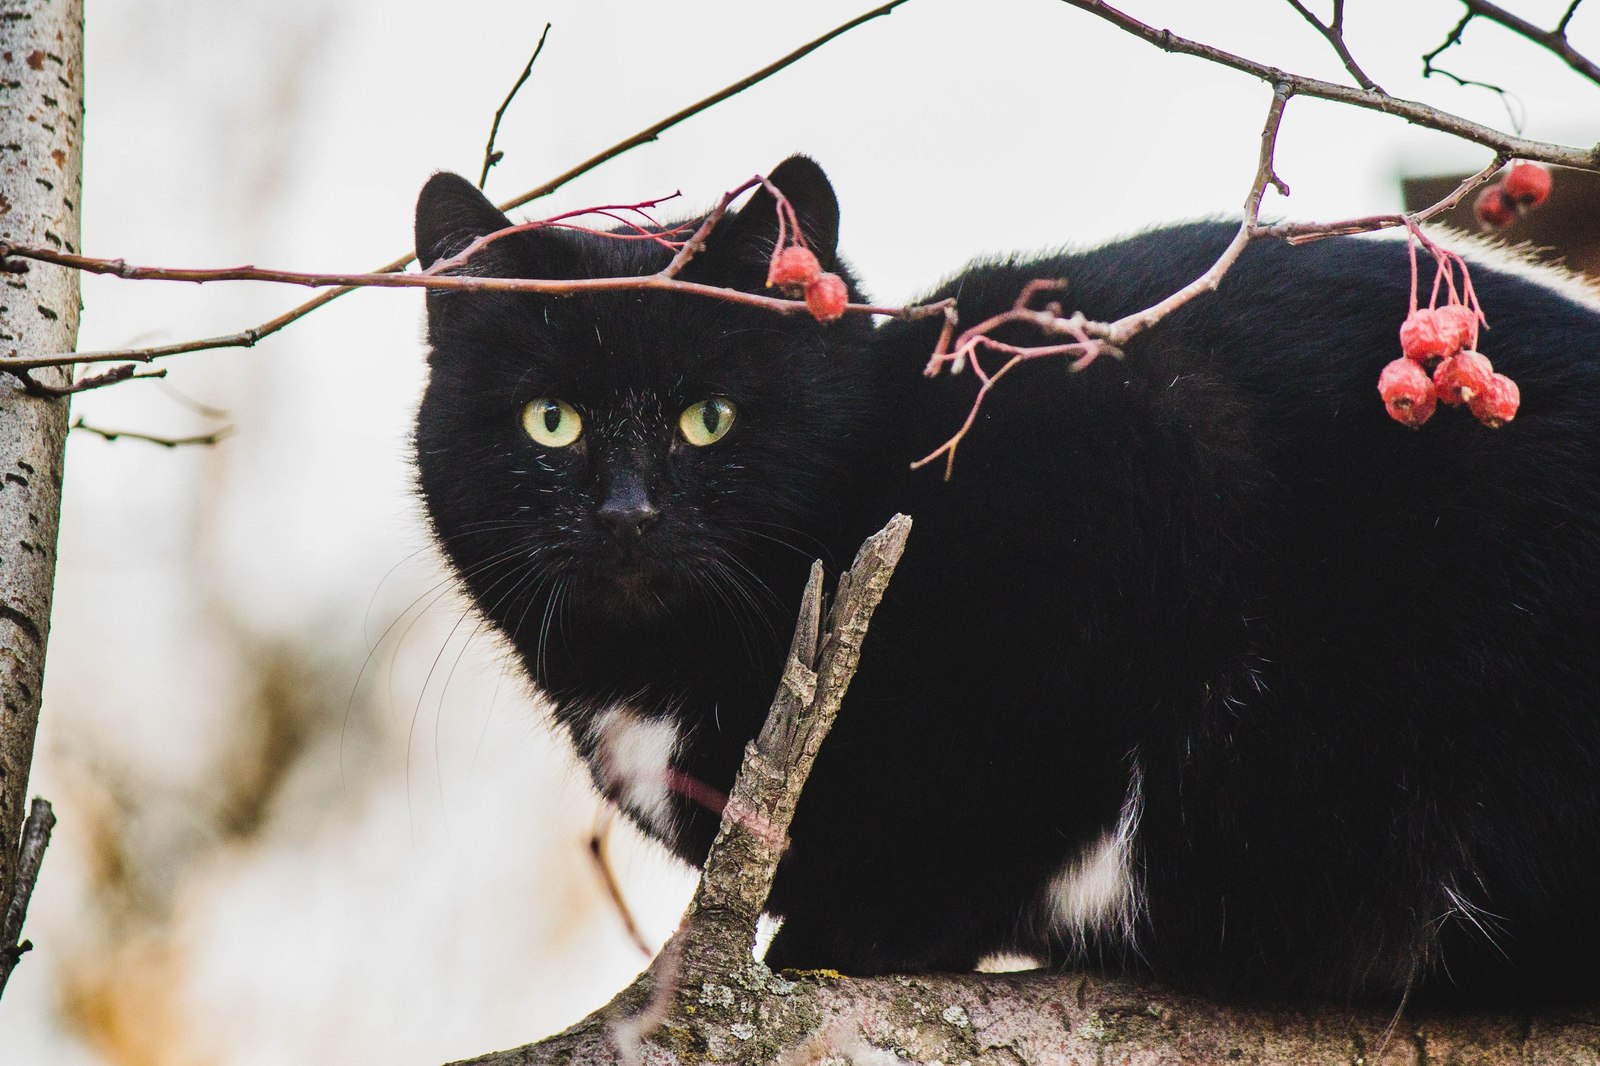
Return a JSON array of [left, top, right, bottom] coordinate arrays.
[[413, 158, 1600, 1003]]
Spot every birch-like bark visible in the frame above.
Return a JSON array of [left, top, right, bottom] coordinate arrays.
[[0, 0, 83, 992]]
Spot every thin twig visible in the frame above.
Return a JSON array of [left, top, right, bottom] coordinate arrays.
[[587, 813, 654, 959], [0, 242, 942, 372], [1283, 0, 1385, 93], [914, 87, 1295, 477], [915, 84, 1511, 477], [1423, 9, 1476, 80], [1418, 9, 1528, 133], [69, 417, 232, 448], [0, 798, 55, 999], [1439, 0, 1600, 86], [491, 0, 911, 218], [1, 0, 911, 373], [1056, 0, 1599, 169], [1256, 153, 1508, 243], [479, 23, 553, 189], [11, 362, 167, 397], [1558, 0, 1584, 36]]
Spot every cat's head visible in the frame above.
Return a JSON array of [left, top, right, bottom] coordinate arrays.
[[412, 157, 881, 656]]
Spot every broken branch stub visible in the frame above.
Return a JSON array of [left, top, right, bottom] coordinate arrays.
[[683, 514, 912, 962]]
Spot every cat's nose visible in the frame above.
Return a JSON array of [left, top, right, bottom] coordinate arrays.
[[597, 471, 659, 540]]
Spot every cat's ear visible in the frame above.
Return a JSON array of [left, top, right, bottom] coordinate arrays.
[[711, 155, 841, 275], [415, 171, 579, 289], [414, 172, 517, 270]]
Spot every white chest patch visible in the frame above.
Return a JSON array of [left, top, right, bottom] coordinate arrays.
[[590, 706, 681, 833], [1046, 759, 1144, 953]]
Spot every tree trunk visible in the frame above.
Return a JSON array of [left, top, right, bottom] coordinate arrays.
[[0, 0, 82, 993]]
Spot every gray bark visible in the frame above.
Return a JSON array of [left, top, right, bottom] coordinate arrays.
[[0, 0, 82, 995]]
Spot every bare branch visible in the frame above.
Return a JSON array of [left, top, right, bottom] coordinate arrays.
[[68, 418, 231, 448], [0, 0, 911, 372], [491, 0, 912, 218], [1433, 0, 1600, 87], [914, 81, 1516, 477], [913, 86, 1295, 476], [1056, 0, 1600, 169], [0, 240, 945, 373], [1559, 0, 1585, 36], [1283, 0, 1385, 93], [0, 798, 55, 998], [11, 363, 167, 397], [588, 813, 654, 960], [1255, 153, 1508, 243], [478, 23, 552, 189]]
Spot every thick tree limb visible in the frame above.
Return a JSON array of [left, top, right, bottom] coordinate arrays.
[[0, 0, 81, 999]]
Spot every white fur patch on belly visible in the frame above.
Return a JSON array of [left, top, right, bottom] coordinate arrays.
[[1046, 759, 1143, 952], [590, 706, 681, 833]]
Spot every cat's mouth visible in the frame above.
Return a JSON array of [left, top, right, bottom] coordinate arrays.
[[585, 554, 684, 616]]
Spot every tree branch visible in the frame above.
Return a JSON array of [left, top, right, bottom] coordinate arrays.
[[0, 798, 55, 998], [1057, 0, 1600, 168], [1283, 0, 1385, 93], [0, 239, 944, 372], [0, 0, 910, 374], [69, 417, 231, 448], [1431, 0, 1600, 87], [478, 23, 552, 189]]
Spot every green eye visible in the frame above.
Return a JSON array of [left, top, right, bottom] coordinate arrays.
[[522, 398, 583, 447], [678, 398, 737, 446]]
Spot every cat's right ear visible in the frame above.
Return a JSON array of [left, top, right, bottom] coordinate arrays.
[[709, 155, 842, 279], [415, 172, 513, 269]]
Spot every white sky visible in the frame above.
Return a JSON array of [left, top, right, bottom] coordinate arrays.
[[7, 1, 1598, 1063]]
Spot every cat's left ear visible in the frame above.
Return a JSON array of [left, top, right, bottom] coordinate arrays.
[[710, 155, 841, 277], [415, 172, 517, 270]]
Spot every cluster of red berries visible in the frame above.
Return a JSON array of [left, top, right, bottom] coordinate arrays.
[[1473, 161, 1553, 230], [1379, 304, 1519, 429], [768, 245, 849, 321]]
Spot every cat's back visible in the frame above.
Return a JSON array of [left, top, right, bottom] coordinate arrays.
[[861, 219, 1600, 774], [870, 222, 1600, 601], [850, 222, 1600, 997]]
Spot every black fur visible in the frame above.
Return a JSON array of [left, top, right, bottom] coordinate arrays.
[[412, 157, 1600, 1003]]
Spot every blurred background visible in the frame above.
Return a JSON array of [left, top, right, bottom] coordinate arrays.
[[5, 0, 1597, 1062]]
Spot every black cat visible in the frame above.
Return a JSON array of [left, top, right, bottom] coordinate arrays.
[[412, 156, 1600, 1003]]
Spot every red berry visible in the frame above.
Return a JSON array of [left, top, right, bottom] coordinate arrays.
[[1474, 185, 1517, 229], [1430, 357, 1460, 406], [1433, 350, 1495, 406], [1502, 162, 1552, 208], [768, 245, 821, 292], [1469, 372, 1520, 428], [1433, 304, 1475, 355], [1399, 308, 1450, 362], [1379, 357, 1437, 427], [804, 273, 849, 322]]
